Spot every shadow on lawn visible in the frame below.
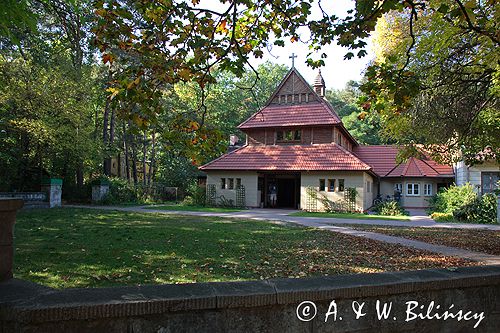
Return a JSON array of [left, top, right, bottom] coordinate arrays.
[[13, 208, 476, 288]]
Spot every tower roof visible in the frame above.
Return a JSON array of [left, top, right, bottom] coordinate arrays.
[[313, 70, 325, 87]]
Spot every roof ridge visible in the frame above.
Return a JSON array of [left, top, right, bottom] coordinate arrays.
[[356, 144, 398, 148], [418, 158, 440, 175], [237, 108, 264, 129], [320, 98, 342, 122], [385, 162, 402, 177], [412, 157, 426, 176], [199, 145, 247, 170], [401, 157, 413, 176], [332, 142, 372, 170]]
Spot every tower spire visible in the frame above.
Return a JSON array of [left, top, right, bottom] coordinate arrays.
[[313, 69, 325, 97]]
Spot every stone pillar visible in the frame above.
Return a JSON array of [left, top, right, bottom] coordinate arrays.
[[0, 199, 24, 281], [92, 184, 110, 203], [41, 178, 63, 208]]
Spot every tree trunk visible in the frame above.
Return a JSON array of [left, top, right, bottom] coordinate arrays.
[[142, 130, 147, 186], [102, 71, 112, 176], [123, 121, 130, 182], [147, 130, 156, 187], [130, 122, 138, 185]]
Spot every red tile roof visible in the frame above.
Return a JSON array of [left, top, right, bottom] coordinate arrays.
[[353, 145, 454, 178], [238, 102, 341, 129], [200, 143, 371, 171]]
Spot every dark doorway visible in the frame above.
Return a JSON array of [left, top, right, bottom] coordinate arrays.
[[261, 173, 300, 208], [276, 178, 295, 208]]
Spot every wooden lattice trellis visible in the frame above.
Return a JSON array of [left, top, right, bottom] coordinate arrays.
[[236, 185, 246, 208], [305, 186, 318, 212], [344, 187, 357, 212], [206, 184, 217, 207]]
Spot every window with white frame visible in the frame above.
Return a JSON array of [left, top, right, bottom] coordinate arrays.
[[394, 183, 402, 193], [406, 183, 420, 196], [424, 183, 432, 196]]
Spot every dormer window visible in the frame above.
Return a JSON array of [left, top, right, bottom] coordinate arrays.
[[276, 130, 301, 142]]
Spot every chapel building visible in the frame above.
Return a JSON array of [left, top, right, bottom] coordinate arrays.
[[200, 68, 456, 211]]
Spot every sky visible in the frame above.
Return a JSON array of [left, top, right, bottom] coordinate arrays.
[[248, 0, 374, 90], [197, 0, 374, 90]]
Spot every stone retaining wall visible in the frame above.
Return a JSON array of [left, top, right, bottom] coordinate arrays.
[[1, 265, 499, 333]]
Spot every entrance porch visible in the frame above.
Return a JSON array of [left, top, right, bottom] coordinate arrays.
[[258, 172, 301, 209]]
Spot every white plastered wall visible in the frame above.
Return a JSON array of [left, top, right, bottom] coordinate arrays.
[[300, 171, 370, 211], [205, 171, 259, 207]]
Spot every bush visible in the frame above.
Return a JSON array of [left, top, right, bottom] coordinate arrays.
[[453, 193, 497, 224], [98, 177, 139, 204], [428, 183, 477, 214], [182, 195, 194, 206], [430, 212, 454, 222], [186, 182, 206, 206], [428, 183, 497, 224], [373, 200, 408, 216]]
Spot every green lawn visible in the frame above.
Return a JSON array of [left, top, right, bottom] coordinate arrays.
[[333, 224, 500, 256], [149, 204, 242, 213], [14, 208, 473, 289], [290, 211, 411, 221]]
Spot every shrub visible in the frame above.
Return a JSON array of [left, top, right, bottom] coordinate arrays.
[[186, 182, 206, 206], [373, 200, 408, 216], [428, 183, 477, 214], [182, 195, 194, 206], [430, 212, 454, 222], [453, 193, 497, 224], [98, 177, 139, 204]]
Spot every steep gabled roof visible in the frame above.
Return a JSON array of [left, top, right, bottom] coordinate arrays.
[[237, 103, 341, 129], [353, 145, 454, 178], [200, 143, 371, 171], [238, 68, 342, 129]]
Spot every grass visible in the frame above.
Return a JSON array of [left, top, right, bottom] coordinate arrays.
[[14, 208, 475, 289], [149, 204, 242, 212], [290, 211, 411, 221], [333, 224, 500, 255]]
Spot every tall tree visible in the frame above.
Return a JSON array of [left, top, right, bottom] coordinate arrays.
[[360, 1, 499, 163]]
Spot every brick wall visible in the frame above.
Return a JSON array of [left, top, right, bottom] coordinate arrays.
[[2, 266, 499, 332]]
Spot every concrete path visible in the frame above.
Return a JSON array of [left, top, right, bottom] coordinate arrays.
[[65, 205, 500, 265]]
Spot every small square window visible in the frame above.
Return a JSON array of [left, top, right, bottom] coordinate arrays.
[[338, 179, 345, 192], [221, 178, 226, 190], [328, 179, 335, 192], [228, 178, 234, 190], [319, 179, 326, 191], [394, 183, 402, 193]]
